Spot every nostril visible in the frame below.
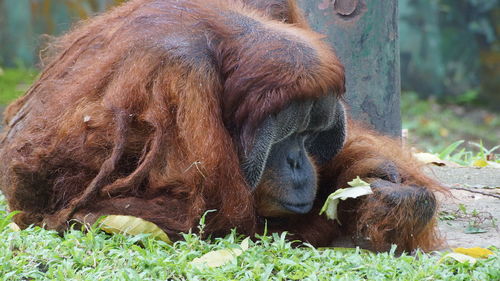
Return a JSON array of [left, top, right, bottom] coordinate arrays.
[[287, 156, 300, 169]]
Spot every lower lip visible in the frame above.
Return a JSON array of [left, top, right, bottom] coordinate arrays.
[[280, 201, 314, 214]]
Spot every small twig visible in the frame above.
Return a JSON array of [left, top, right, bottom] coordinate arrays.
[[450, 186, 500, 199]]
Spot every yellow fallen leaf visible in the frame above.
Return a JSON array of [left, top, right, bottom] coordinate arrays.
[[8, 222, 21, 232], [320, 177, 373, 223], [190, 248, 242, 268], [317, 247, 371, 254], [240, 236, 250, 251], [453, 247, 494, 258], [441, 253, 477, 264], [472, 159, 489, 167], [414, 152, 445, 165], [190, 237, 250, 268], [439, 128, 449, 137], [413, 152, 461, 167], [99, 215, 171, 244]]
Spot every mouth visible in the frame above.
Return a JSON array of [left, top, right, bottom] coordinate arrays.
[[279, 200, 314, 214]]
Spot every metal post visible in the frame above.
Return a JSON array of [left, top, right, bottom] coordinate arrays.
[[297, 0, 401, 136]]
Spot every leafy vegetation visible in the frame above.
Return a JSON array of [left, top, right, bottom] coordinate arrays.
[[436, 140, 500, 166], [0, 67, 38, 105], [402, 92, 500, 154], [0, 195, 498, 280]]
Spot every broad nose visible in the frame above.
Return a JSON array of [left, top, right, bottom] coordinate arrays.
[[286, 150, 302, 170]]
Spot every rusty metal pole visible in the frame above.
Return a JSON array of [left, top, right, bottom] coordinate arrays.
[[297, 0, 401, 137]]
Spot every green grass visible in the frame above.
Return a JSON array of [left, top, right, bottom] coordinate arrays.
[[0, 70, 499, 280], [0, 196, 498, 280], [435, 140, 500, 166], [0, 67, 38, 105], [402, 92, 500, 153]]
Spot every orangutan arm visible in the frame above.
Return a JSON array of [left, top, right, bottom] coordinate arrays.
[[323, 121, 446, 251]]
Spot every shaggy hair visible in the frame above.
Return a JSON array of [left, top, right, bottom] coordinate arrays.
[[0, 0, 445, 251]]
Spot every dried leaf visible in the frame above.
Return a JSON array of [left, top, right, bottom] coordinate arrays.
[[8, 222, 20, 232], [99, 215, 172, 244], [472, 159, 489, 167], [414, 152, 445, 165], [191, 249, 242, 268], [441, 253, 477, 264], [317, 247, 371, 254], [320, 177, 373, 222], [453, 247, 494, 258], [190, 237, 250, 268], [240, 237, 250, 251], [413, 152, 461, 167]]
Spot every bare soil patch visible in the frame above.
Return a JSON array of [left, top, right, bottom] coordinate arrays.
[[426, 166, 500, 249]]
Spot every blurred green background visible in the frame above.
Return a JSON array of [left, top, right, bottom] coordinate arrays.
[[0, 0, 498, 153]]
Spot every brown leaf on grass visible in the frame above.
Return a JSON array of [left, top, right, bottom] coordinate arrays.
[[99, 215, 172, 244], [441, 253, 477, 264], [441, 247, 495, 264], [190, 237, 250, 268], [8, 222, 21, 232], [472, 159, 489, 167], [413, 152, 461, 167]]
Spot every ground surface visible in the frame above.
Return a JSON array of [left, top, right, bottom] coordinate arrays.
[[425, 166, 500, 249]]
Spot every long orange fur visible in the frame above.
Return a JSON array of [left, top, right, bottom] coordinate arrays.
[[0, 0, 445, 251]]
